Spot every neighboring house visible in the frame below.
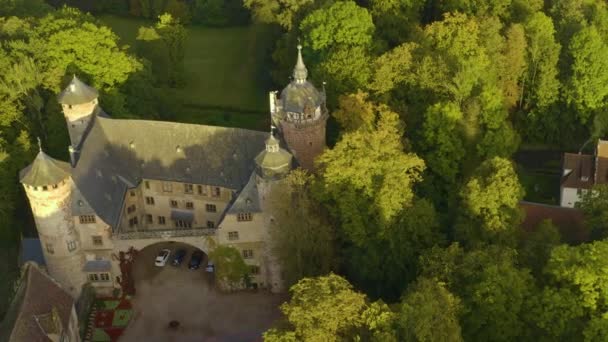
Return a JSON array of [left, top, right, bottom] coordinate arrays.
[[0, 262, 80, 342], [520, 201, 587, 244], [560, 139, 608, 207], [18, 45, 327, 298]]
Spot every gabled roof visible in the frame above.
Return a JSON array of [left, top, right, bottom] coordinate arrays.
[[227, 173, 262, 215], [19, 151, 71, 187], [72, 116, 267, 228], [0, 263, 74, 342], [520, 201, 588, 244], [561, 153, 594, 189], [57, 75, 98, 106]]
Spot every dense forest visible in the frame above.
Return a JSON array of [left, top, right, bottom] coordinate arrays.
[[2, 0, 608, 340]]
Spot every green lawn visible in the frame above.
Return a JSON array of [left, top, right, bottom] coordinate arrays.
[[99, 15, 276, 130]]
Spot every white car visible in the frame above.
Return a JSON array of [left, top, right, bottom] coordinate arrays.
[[155, 249, 171, 267], [205, 261, 215, 273]]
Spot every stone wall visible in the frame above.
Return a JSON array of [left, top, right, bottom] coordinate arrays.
[[280, 115, 327, 171], [24, 179, 85, 298]]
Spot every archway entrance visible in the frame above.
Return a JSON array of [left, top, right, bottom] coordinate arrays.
[[131, 241, 211, 293]]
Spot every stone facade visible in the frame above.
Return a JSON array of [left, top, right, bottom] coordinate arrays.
[[20, 46, 326, 298], [23, 178, 85, 298]]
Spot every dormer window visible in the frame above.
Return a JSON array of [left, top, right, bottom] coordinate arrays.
[[237, 213, 252, 222]]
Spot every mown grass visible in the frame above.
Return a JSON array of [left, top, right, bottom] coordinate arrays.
[[99, 15, 276, 130]]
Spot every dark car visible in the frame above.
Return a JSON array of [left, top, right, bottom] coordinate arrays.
[[188, 250, 204, 270], [171, 249, 187, 266]]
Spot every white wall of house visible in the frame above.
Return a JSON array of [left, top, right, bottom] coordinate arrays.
[[560, 187, 584, 207]]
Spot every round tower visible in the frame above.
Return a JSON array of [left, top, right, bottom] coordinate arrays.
[[254, 132, 293, 293], [19, 141, 84, 298], [272, 45, 328, 171], [57, 75, 100, 150]]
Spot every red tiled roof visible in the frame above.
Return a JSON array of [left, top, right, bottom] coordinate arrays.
[[520, 201, 588, 243], [562, 153, 594, 189], [5, 263, 75, 342]]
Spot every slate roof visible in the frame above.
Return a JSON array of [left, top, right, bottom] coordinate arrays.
[[561, 153, 594, 189], [255, 134, 292, 179], [0, 263, 74, 342], [19, 238, 45, 267], [520, 201, 588, 244], [57, 75, 98, 105], [227, 173, 262, 214], [73, 116, 267, 228], [82, 260, 112, 273], [280, 81, 324, 114], [19, 151, 71, 187]]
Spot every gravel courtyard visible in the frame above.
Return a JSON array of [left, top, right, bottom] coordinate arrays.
[[119, 242, 285, 342]]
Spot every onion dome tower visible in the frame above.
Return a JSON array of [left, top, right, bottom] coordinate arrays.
[[19, 139, 84, 298], [57, 75, 100, 164], [255, 132, 293, 180], [269, 45, 328, 171]]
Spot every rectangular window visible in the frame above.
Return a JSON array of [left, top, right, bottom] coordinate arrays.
[[170, 200, 178, 208], [158, 216, 166, 225], [52, 184, 58, 189], [45, 243, 54, 254], [207, 221, 215, 228], [250, 265, 260, 275], [129, 217, 139, 227], [213, 187, 221, 197], [100, 273, 110, 281], [184, 183, 193, 194], [162, 182, 172, 192], [145, 181, 150, 189], [206, 204, 217, 213], [237, 212, 253, 222], [197, 185, 204, 195], [88, 273, 99, 282], [67, 240, 77, 252], [186, 201, 194, 209], [127, 205, 136, 214], [228, 231, 239, 241], [174, 219, 192, 228], [242, 249, 254, 259], [42, 185, 48, 191], [146, 214, 153, 224], [130, 190, 135, 197], [145, 196, 155, 205], [92, 236, 103, 246], [79, 215, 96, 224]]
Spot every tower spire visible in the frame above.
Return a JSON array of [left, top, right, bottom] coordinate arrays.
[[293, 44, 308, 83]]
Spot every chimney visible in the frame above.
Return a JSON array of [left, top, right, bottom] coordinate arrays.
[[68, 146, 79, 167]]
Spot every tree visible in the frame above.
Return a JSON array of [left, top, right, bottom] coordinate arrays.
[[399, 277, 464, 342], [420, 101, 466, 184], [264, 274, 397, 341], [243, 0, 314, 29], [456, 157, 524, 246], [300, 1, 374, 53], [317, 102, 425, 246], [522, 12, 561, 109], [545, 240, 608, 312], [517, 219, 561, 278], [369, 0, 424, 45], [566, 25, 608, 123], [421, 245, 536, 341], [578, 184, 608, 240], [268, 169, 335, 287], [333, 91, 377, 132], [208, 245, 249, 290], [524, 286, 585, 340]]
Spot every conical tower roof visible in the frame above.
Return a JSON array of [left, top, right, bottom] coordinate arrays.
[[293, 44, 308, 83], [57, 75, 98, 106], [20, 146, 71, 187]]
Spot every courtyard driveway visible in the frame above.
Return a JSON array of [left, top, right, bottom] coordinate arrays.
[[119, 242, 285, 342]]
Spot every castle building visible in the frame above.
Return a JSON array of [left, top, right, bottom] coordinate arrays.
[[19, 46, 327, 298]]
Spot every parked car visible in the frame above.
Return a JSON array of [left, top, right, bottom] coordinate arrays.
[[171, 249, 187, 266], [188, 251, 204, 270], [205, 260, 215, 273], [155, 249, 171, 267]]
